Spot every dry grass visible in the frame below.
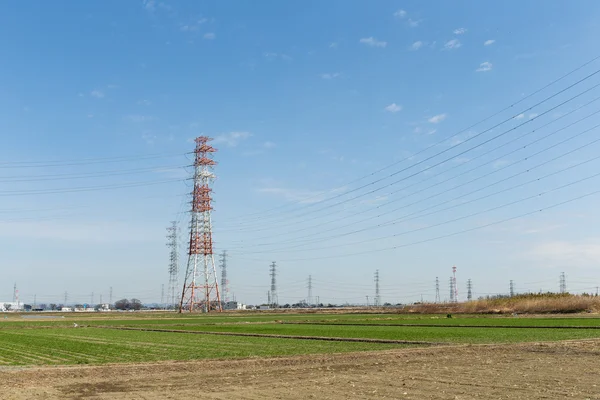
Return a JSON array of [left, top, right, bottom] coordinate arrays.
[[404, 294, 600, 314]]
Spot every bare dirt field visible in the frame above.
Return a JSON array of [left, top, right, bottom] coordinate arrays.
[[2, 339, 600, 400]]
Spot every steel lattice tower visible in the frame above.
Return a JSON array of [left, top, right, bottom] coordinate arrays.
[[269, 262, 278, 307], [166, 221, 180, 308], [179, 136, 222, 313], [374, 270, 381, 306], [435, 277, 440, 303], [220, 250, 229, 303], [509, 280, 514, 297], [467, 279, 472, 301], [560, 272, 567, 293], [452, 265, 458, 302], [307, 275, 313, 306], [449, 277, 454, 303]]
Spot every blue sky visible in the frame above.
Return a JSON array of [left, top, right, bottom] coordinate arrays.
[[2, 1, 600, 306]]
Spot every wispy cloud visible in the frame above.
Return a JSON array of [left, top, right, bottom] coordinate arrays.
[[263, 141, 276, 149], [142, 132, 157, 145], [528, 239, 600, 266], [137, 99, 151, 106], [213, 131, 252, 147], [476, 61, 493, 72], [484, 39, 496, 46], [514, 113, 525, 120], [90, 90, 104, 99], [180, 18, 208, 32], [384, 103, 402, 113], [264, 52, 292, 61], [411, 41, 423, 50], [359, 37, 387, 48], [408, 18, 421, 28], [453, 28, 467, 35], [320, 72, 341, 79], [126, 115, 154, 123], [143, 0, 155, 11], [529, 113, 539, 119], [394, 9, 407, 18], [329, 42, 338, 48], [428, 113, 447, 124], [444, 39, 461, 50], [203, 32, 216, 40]]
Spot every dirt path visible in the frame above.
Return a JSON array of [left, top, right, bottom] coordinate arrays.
[[2, 340, 600, 399]]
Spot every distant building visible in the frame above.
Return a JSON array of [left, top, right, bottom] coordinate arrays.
[[223, 301, 246, 310], [1, 302, 23, 312], [61, 307, 73, 312]]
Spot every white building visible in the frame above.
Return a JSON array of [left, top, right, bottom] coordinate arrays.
[[1, 302, 24, 312], [223, 301, 247, 310]]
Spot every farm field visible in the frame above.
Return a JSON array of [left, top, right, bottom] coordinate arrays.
[[2, 311, 600, 399]]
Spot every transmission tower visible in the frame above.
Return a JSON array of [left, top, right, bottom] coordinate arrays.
[[64, 291, 68, 306], [12, 283, 18, 305], [452, 265, 458, 302], [467, 279, 472, 301], [509, 280, 515, 297], [449, 277, 454, 302], [166, 221, 180, 308], [560, 272, 567, 293], [435, 277, 440, 303], [307, 275, 313, 306], [179, 136, 222, 313], [109, 287, 113, 305], [161, 284, 165, 307], [220, 250, 229, 303], [374, 270, 381, 306], [270, 262, 278, 307]]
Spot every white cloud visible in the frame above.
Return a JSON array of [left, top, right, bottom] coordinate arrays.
[[484, 39, 496, 46], [493, 159, 510, 169], [411, 41, 423, 50], [528, 239, 600, 266], [329, 42, 338, 48], [514, 113, 525, 120], [213, 131, 252, 147], [142, 133, 157, 145], [90, 90, 104, 98], [444, 39, 461, 50], [264, 52, 292, 61], [203, 32, 216, 40], [394, 9, 407, 18], [143, 0, 155, 11], [320, 72, 341, 79], [137, 99, 151, 106], [384, 103, 402, 113], [476, 61, 493, 72], [263, 141, 276, 149], [428, 113, 447, 124], [453, 28, 467, 35], [257, 187, 325, 204], [529, 113, 539, 119], [427, 129, 437, 135], [359, 37, 387, 48]]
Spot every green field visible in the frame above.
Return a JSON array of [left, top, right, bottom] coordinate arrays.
[[2, 312, 600, 366]]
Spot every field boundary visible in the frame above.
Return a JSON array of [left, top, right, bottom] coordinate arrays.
[[93, 326, 443, 346], [281, 322, 600, 329]]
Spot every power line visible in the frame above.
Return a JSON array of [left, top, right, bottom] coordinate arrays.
[[219, 55, 600, 223]]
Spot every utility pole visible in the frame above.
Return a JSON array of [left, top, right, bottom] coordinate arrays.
[[559, 272, 566, 294], [109, 287, 113, 305], [467, 279, 472, 301], [366, 295, 370, 307], [435, 277, 440, 303], [374, 270, 381, 306], [269, 262, 278, 307], [166, 221, 180, 308], [179, 136, 222, 313], [307, 275, 313, 306], [510, 280, 515, 297], [219, 250, 229, 303]]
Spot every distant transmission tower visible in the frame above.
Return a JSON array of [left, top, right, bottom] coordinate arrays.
[[467, 279, 472, 301], [452, 265, 458, 302], [166, 221, 180, 308], [374, 270, 381, 306], [179, 136, 222, 313], [435, 277, 440, 303], [509, 280, 515, 297], [109, 287, 113, 305], [270, 262, 278, 307], [64, 291, 68, 306], [307, 275, 313, 306], [12, 283, 18, 305], [560, 272, 567, 293], [449, 277, 454, 302], [220, 250, 229, 303]]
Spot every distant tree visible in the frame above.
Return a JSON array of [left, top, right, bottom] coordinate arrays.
[[3, 303, 11, 311], [74, 304, 84, 309], [114, 299, 130, 310], [49, 304, 57, 311], [38, 304, 47, 310], [130, 299, 142, 311]]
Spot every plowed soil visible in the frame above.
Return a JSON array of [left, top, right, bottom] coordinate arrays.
[[2, 339, 600, 399]]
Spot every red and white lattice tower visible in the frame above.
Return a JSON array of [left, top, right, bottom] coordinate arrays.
[[179, 136, 222, 312]]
